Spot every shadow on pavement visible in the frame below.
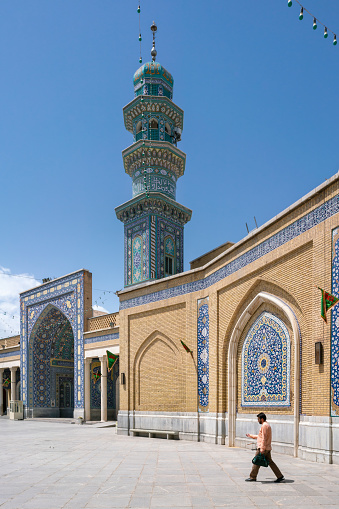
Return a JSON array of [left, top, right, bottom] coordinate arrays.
[[259, 479, 294, 484]]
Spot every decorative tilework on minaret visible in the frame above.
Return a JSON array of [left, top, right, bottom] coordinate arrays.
[[116, 23, 192, 287]]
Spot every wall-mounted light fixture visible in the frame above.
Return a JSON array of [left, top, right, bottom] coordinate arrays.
[[315, 342, 324, 365]]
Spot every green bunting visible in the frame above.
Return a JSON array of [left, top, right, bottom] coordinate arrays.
[[106, 350, 118, 371], [318, 287, 339, 323], [180, 340, 192, 354]]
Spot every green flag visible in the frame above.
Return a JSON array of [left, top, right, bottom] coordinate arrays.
[[3, 378, 10, 388], [180, 340, 192, 354], [318, 287, 339, 323], [107, 350, 118, 371], [93, 370, 101, 383]]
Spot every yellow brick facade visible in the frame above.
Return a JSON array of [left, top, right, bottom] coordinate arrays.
[[116, 173, 339, 462]]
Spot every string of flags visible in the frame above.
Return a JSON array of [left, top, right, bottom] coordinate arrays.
[[287, 0, 337, 45]]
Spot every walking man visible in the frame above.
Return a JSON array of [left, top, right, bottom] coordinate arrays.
[[245, 412, 284, 482]]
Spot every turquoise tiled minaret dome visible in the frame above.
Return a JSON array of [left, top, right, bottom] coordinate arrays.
[[115, 22, 192, 287]]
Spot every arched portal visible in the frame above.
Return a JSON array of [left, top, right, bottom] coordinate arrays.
[[29, 306, 75, 418], [228, 292, 300, 457]]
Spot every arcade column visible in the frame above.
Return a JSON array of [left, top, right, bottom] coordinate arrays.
[[100, 356, 107, 422], [10, 367, 17, 402]]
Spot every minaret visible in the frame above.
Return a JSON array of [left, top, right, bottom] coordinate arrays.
[[115, 23, 192, 287]]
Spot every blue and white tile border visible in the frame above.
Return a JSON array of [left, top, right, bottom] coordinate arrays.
[[84, 332, 119, 345], [20, 270, 85, 415], [197, 297, 209, 412], [331, 227, 339, 416], [121, 193, 339, 310]]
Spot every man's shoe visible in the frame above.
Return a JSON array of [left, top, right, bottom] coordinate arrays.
[[245, 478, 256, 482], [274, 476, 285, 483]]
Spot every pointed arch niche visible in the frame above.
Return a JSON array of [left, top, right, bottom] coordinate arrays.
[[228, 292, 300, 457], [28, 304, 75, 417], [133, 331, 185, 412], [241, 312, 291, 408]]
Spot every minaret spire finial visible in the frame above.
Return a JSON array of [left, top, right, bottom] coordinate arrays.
[[150, 21, 157, 62]]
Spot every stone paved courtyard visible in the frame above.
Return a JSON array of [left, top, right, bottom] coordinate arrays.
[[0, 419, 339, 508]]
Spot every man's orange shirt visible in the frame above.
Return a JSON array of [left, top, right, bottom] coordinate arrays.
[[257, 421, 272, 451]]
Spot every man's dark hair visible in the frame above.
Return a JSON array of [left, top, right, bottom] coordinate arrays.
[[257, 412, 266, 421]]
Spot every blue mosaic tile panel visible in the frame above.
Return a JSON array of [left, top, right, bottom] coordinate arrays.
[[90, 360, 118, 410], [84, 333, 119, 345], [132, 236, 143, 284], [242, 312, 290, 407], [125, 219, 149, 286], [132, 171, 177, 199], [30, 307, 74, 408], [197, 298, 209, 412], [20, 271, 85, 411], [0, 350, 20, 359], [331, 227, 339, 416], [120, 193, 339, 310], [91, 361, 101, 409], [150, 215, 156, 279]]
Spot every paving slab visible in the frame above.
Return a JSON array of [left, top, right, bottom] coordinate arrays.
[[1, 419, 339, 508]]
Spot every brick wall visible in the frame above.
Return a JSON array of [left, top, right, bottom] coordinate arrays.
[[118, 178, 339, 418]]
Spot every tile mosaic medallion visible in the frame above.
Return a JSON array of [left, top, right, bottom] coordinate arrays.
[[20, 271, 85, 413], [197, 298, 209, 412], [242, 312, 290, 407], [331, 228, 339, 416]]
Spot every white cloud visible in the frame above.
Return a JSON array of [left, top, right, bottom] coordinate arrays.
[[0, 266, 41, 339], [92, 304, 110, 314]]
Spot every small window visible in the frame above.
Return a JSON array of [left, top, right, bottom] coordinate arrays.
[[149, 119, 158, 130], [165, 256, 174, 276], [136, 121, 142, 133], [164, 236, 175, 276], [149, 84, 158, 96]]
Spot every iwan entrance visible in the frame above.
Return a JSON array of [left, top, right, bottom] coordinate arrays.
[[29, 305, 74, 418]]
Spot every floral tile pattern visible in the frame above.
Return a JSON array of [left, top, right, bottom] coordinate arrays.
[[331, 228, 339, 416], [197, 298, 209, 412], [242, 312, 290, 407], [20, 271, 85, 413]]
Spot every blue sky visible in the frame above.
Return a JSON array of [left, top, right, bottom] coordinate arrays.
[[1, 0, 338, 338]]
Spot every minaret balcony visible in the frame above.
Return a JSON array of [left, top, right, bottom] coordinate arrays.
[[122, 140, 186, 180], [123, 96, 184, 134], [115, 192, 192, 226]]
